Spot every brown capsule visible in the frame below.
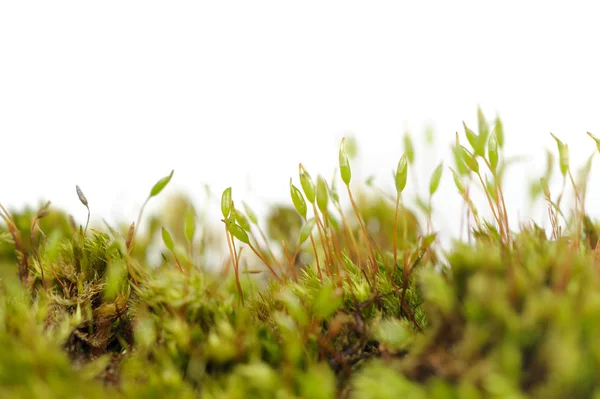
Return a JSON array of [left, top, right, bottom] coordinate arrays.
[[126, 222, 135, 251]]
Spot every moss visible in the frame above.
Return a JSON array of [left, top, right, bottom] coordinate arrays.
[[2, 112, 600, 397]]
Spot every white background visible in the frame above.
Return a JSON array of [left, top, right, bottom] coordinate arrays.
[[1, 2, 600, 242]]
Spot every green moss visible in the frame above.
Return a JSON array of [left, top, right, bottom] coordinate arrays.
[[2, 112, 600, 397]]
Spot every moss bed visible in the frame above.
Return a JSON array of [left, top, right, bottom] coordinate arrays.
[[2, 110, 600, 398]]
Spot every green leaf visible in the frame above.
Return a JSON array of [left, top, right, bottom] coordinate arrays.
[[316, 176, 329, 214], [299, 218, 317, 246], [339, 138, 352, 185], [550, 133, 569, 176], [149, 169, 174, 197], [327, 213, 340, 231], [403, 132, 415, 164], [161, 227, 175, 252], [463, 122, 481, 156], [228, 223, 250, 244], [450, 167, 466, 195], [221, 187, 232, 218], [429, 162, 443, 196], [459, 145, 479, 174], [488, 129, 499, 173], [184, 209, 196, 243], [452, 143, 469, 176], [494, 116, 504, 148], [540, 177, 551, 199], [299, 164, 316, 203], [242, 201, 258, 225], [234, 208, 251, 232], [290, 179, 308, 219], [344, 136, 358, 159], [420, 233, 437, 250], [477, 106, 489, 144], [395, 153, 408, 194], [587, 132, 600, 153]]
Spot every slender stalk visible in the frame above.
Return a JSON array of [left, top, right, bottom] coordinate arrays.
[[482, 157, 510, 240], [248, 243, 282, 283], [329, 225, 345, 285], [134, 197, 150, 243], [170, 251, 186, 274], [476, 172, 505, 241], [30, 219, 46, 290], [497, 185, 510, 239], [426, 195, 433, 234], [0, 203, 29, 283], [346, 186, 377, 273], [255, 225, 284, 274], [308, 234, 323, 282], [282, 243, 298, 282], [554, 175, 568, 237], [83, 207, 90, 236], [568, 169, 583, 244], [336, 206, 360, 265], [393, 195, 400, 267], [225, 225, 243, 304], [313, 204, 334, 275]]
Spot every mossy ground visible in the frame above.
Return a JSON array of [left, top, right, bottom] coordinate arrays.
[[2, 110, 600, 398]]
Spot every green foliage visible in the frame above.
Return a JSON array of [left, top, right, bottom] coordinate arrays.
[[299, 164, 316, 204], [316, 175, 329, 214], [550, 133, 569, 176], [221, 187, 232, 219], [395, 153, 408, 194], [339, 138, 352, 185], [150, 169, 174, 198], [290, 179, 308, 219], [429, 162, 443, 196], [2, 110, 600, 398]]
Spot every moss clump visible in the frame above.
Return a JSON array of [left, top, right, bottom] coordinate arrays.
[[2, 110, 600, 398]]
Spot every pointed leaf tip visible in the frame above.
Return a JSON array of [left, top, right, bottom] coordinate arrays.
[[299, 218, 317, 246], [290, 179, 308, 219], [488, 129, 499, 172], [550, 133, 569, 175], [299, 164, 316, 203], [588, 132, 600, 153], [76, 185, 88, 207], [150, 170, 174, 197], [228, 223, 250, 244], [339, 138, 352, 185], [221, 187, 232, 218], [403, 133, 415, 164], [395, 153, 408, 194], [316, 176, 329, 214], [161, 227, 175, 252], [429, 162, 443, 195]]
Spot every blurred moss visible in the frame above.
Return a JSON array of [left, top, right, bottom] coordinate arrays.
[[2, 122, 600, 398]]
